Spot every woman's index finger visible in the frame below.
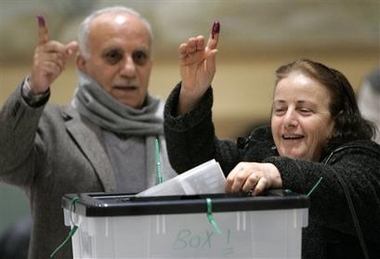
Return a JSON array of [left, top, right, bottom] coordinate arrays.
[[211, 20, 220, 39], [36, 15, 49, 44]]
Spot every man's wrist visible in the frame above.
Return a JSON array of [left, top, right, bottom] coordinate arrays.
[[21, 77, 50, 107]]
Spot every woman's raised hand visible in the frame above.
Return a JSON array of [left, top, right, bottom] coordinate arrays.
[[177, 21, 220, 115]]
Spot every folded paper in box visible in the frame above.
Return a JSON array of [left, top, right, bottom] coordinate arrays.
[[137, 159, 226, 197]]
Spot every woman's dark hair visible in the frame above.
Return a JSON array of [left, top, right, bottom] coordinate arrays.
[[274, 59, 376, 149]]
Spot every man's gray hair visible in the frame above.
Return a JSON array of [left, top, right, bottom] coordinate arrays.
[[77, 6, 153, 59]]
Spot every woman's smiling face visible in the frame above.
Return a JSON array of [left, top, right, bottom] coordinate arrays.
[[271, 71, 335, 161]]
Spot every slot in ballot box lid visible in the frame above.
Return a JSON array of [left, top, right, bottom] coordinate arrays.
[[62, 189, 309, 217]]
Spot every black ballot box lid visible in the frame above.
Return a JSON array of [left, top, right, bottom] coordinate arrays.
[[62, 189, 309, 217]]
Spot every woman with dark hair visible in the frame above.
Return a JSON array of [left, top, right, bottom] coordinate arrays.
[[164, 26, 380, 259], [274, 59, 376, 152]]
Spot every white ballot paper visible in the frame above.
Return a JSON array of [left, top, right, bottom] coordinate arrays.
[[136, 159, 226, 197]]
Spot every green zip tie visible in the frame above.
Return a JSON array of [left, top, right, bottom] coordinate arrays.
[[50, 225, 78, 258], [50, 197, 79, 258], [307, 177, 323, 197], [206, 198, 222, 235], [154, 137, 163, 184]]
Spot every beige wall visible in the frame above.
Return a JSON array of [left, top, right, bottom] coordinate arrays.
[[1, 1, 378, 139]]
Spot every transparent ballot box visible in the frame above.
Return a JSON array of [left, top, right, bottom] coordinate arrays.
[[62, 191, 309, 259]]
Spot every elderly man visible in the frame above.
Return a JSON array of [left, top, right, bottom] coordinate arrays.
[[0, 6, 176, 259]]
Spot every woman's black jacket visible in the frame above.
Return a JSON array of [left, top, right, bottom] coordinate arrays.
[[164, 84, 380, 259]]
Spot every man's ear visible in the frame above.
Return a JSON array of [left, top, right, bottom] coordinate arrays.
[[75, 53, 87, 73]]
